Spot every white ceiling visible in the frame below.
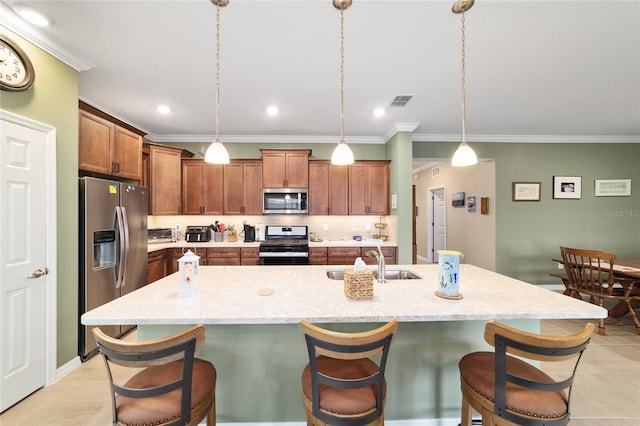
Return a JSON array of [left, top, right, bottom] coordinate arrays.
[[1, 0, 639, 146]]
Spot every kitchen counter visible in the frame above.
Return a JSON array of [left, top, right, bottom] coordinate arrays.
[[81, 264, 605, 423], [82, 264, 605, 326], [147, 239, 396, 253]]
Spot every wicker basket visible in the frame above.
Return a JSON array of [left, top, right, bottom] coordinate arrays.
[[344, 267, 374, 300]]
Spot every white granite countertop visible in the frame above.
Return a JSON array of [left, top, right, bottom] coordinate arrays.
[[148, 240, 396, 252], [82, 264, 606, 325]]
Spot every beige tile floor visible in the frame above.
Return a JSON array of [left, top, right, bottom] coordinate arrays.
[[1, 317, 638, 426]]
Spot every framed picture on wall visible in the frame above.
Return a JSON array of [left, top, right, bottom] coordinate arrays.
[[512, 182, 541, 201], [594, 179, 631, 196], [467, 196, 476, 212], [452, 192, 465, 207], [553, 176, 582, 199]]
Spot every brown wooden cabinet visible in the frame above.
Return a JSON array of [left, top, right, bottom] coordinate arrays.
[[223, 160, 262, 215], [143, 143, 193, 215], [327, 247, 361, 265], [147, 249, 167, 284], [309, 247, 328, 265], [326, 246, 396, 266], [308, 160, 349, 215], [182, 159, 223, 215], [167, 247, 206, 274], [349, 161, 390, 215], [241, 247, 260, 265], [260, 149, 311, 188], [79, 110, 143, 181], [206, 247, 241, 266], [361, 246, 396, 265]]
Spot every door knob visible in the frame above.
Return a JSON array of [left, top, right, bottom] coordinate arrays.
[[27, 268, 48, 278]]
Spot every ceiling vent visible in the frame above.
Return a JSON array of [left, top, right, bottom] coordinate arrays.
[[432, 166, 440, 177], [389, 95, 413, 107]]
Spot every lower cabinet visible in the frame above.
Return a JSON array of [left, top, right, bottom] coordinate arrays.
[[241, 247, 260, 265], [147, 249, 167, 284], [361, 246, 396, 265], [327, 246, 396, 266], [309, 247, 328, 265], [207, 247, 241, 265]]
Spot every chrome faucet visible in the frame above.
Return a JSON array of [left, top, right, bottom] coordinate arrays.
[[367, 246, 386, 283]]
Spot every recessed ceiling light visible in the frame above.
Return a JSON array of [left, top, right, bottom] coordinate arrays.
[[157, 105, 171, 114], [266, 105, 279, 116], [373, 108, 385, 117], [13, 4, 52, 27]]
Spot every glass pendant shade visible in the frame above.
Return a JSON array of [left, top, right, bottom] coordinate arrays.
[[451, 141, 477, 167], [204, 139, 230, 164], [331, 141, 354, 165]]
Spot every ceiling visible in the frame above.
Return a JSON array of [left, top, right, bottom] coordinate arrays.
[[1, 0, 639, 148]]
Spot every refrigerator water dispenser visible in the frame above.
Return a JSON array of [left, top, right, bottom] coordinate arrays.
[[93, 229, 116, 269]]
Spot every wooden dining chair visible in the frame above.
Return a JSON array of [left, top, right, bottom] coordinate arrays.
[[93, 324, 217, 426], [560, 246, 640, 335], [459, 320, 595, 426], [299, 319, 399, 426]]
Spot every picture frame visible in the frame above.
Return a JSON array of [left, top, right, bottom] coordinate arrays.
[[512, 182, 541, 201], [553, 176, 582, 199], [594, 179, 631, 197], [467, 196, 476, 212], [452, 192, 465, 207], [480, 197, 489, 215]]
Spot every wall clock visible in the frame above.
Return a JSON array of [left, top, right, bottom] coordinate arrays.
[[0, 34, 35, 92]]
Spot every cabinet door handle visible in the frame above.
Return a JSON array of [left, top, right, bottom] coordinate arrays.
[[112, 162, 120, 173]]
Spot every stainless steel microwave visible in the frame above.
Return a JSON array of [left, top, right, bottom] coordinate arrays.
[[263, 188, 308, 214]]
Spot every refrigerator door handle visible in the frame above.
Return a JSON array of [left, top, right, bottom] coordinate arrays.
[[115, 206, 127, 289], [120, 206, 130, 289]]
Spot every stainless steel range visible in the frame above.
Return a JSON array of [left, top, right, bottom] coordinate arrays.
[[259, 225, 309, 265]]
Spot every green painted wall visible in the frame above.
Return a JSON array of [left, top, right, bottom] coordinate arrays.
[[385, 132, 413, 264], [413, 141, 640, 283], [1, 28, 80, 367]]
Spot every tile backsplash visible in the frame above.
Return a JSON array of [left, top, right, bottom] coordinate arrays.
[[148, 215, 396, 242]]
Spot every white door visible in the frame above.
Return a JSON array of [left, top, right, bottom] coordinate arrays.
[[0, 112, 54, 412], [432, 188, 446, 262]]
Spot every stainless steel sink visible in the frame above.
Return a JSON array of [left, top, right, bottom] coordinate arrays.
[[325, 269, 422, 280]]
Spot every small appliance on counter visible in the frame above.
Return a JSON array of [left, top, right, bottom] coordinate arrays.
[[255, 223, 265, 241], [148, 227, 176, 244], [185, 226, 211, 242], [242, 223, 256, 242]]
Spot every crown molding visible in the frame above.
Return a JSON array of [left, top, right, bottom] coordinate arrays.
[[413, 133, 640, 143], [146, 134, 386, 144], [384, 122, 420, 142], [0, 4, 94, 72]]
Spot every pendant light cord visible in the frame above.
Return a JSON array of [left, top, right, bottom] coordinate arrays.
[[215, 3, 221, 142], [339, 7, 345, 143], [460, 8, 466, 144]]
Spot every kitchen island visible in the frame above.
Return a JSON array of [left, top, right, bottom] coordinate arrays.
[[82, 264, 606, 423]]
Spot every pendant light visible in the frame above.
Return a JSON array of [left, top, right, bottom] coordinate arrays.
[[330, 0, 355, 166], [205, 0, 230, 164], [451, 0, 478, 167]]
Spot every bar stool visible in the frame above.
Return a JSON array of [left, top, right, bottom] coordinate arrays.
[[299, 319, 398, 426], [458, 321, 595, 426], [93, 324, 217, 426]]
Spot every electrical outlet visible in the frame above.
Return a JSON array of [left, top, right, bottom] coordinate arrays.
[[323, 224, 329, 231], [558, 263, 564, 269], [175, 224, 181, 231], [366, 223, 371, 231]]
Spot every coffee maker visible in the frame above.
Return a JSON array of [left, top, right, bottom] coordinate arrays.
[[242, 224, 255, 242]]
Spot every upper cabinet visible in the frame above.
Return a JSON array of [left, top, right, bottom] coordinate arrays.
[[223, 160, 263, 215], [143, 143, 193, 215], [308, 160, 349, 215], [79, 106, 143, 181], [348, 161, 390, 215], [260, 149, 311, 188], [182, 159, 223, 215]]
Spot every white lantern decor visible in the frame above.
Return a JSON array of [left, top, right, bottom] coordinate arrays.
[[178, 249, 200, 297]]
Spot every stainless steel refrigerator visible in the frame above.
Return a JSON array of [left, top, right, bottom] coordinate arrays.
[[79, 177, 148, 360]]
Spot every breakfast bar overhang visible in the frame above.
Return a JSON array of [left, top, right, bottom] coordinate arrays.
[[82, 264, 606, 423]]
